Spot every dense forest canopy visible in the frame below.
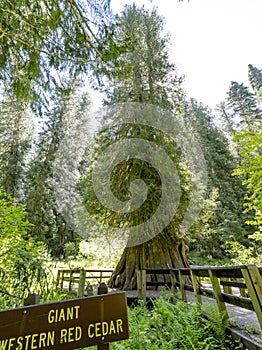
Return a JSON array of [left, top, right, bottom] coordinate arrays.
[[0, 0, 261, 293]]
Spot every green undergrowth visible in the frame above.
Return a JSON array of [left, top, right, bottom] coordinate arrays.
[[188, 251, 232, 267], [86, 296, 245, 350]]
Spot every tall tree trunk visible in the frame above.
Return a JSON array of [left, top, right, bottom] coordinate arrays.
[[108, 230, 189, 290]]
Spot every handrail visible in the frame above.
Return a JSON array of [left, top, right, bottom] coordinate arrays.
[[136, 264, 262, 330], [56, 268, 114, 297]]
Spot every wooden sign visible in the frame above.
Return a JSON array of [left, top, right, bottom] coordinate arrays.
[[0, 292, 129, 350]]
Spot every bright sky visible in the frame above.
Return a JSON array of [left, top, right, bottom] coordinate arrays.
[[109, 0, 262, 110]]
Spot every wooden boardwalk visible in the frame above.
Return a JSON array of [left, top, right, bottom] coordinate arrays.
[[56, 265, 262, 349], [124, 287, 261, 330]]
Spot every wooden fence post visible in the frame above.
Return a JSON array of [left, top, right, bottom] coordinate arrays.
[[190, 270, 202, 304], [208, 269, 228, 320], [170, 270, 178, 294], [178, 270, 187, 302], [137, 269, 146, 300], [56, 269, 61, 288], [24, 293, 40, 306], [77, 269, 86, 297], [97, 283, 110, 350], [237, 278, 247, 297], [60, 270, 64, 289], [68, 270, 74, 292], [221, 277, 233, 295], [241, 265, 262, 329], [97, 282, 108, 295]]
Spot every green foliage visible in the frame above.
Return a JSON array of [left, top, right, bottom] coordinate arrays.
[[87, 297, 243, 350], [228, 130, 262, 263], [228, 82, 261, 131], [209, 65, 262, 264], [0, 95, 32, 197], [248, 64, 262, 103], [25, 81, 90, 256], [79, 120, 192, 243], [79, 6, 191, 251], [64, 241, 80, 259], [78, 239, 123, 267], [222, 65, 262, 254], [0, 188, 51, 308], [0, 0, 111, 106], [224, 240, 261, 265], [42, 286, 78, 304], [183, 100, 250, 257], [232, 131, 262, 233], [188, 251, 232, 267], [219, 64, 262, 134], [94, 4, 184, 110]]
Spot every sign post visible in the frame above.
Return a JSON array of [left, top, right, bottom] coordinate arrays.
[[97, 283, 109, 350], [0, 292, 129, 350]]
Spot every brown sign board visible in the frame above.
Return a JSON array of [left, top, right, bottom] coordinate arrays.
[[0, 292, 129, 350]]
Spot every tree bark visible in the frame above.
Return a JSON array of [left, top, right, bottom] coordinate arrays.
[[108, 231, 189, 290]]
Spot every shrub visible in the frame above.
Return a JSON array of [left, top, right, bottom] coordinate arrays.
[[0, 189, 51, 308], [86, 296, 244, 350]]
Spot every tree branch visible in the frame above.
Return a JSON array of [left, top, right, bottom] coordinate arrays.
[[0, 28, 99, 64]]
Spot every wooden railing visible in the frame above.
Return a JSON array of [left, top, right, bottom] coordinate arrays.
[[56, 268, 114, 297], [136, 265, 262, 330], [55, 265, 261, 348]]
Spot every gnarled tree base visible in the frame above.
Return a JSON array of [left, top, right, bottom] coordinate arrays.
[[108, 234, 189, 290]]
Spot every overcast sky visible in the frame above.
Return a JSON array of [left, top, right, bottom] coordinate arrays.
[[109, 0, 262, 110]]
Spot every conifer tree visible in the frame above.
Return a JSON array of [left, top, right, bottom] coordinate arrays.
[[183, 100, 251, 257], [93, 4, 184, 110], [79, 6, 199, 289], [25, 80, 91, 256], [220, 64, 262, 253], [0, 0, 111, 106], [0, 95, 32, 197]]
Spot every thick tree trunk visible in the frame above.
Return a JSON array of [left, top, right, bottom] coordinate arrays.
[[108, 232, 189, 290]]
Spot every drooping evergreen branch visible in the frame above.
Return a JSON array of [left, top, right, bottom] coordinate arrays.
[[0, 28, 100, 64]]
